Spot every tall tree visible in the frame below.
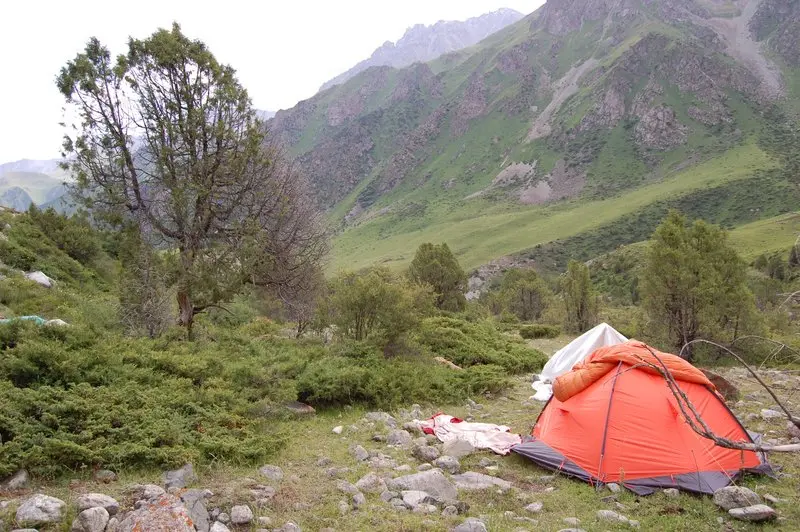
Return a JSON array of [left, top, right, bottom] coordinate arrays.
[[57, 24, 327, 336], [499, 268, 551, 321], [408, 243, 467, 312], [642, 211, 754, 360], [561, 260, 596, 333]]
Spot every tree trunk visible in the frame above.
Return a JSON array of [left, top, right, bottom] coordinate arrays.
[[177, 290, 194, 339]]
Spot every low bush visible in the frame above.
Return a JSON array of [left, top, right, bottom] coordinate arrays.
[[416, 316, 548, 373], [519, 324, 561, 339]]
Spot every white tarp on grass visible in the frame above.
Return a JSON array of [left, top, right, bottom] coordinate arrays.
[[531, 322, 627, 401]]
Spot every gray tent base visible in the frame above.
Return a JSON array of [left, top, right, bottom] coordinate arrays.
[[512, 437, 775, 496]]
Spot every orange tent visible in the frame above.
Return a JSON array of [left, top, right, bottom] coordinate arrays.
[[513, 341, 772, 494]]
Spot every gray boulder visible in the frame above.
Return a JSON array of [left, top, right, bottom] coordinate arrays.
[[180, 489, 211, 532], [401, 490, 434, 508], [728, 504, 777, 522], [16, 494, 66, 526], [258, 465, 284, 482], [442, 440, 475, 458], [713, 486, 761, 510], [230, 505, 253, 525], [452, 472, 512, 492], [1, 469, 29, 490], [433, 456, 461, 474], [76, 493, 120, 515], [453, 517, 488, 532], [128, 483, 166, 501], [355, 473, 387, 494], [70, 507, 109, 532], [117, 494, 194, 532], [350, 445, 369, 462], [163, 463, 197, 489], [336, 480, 360, 495], [387, 430, 413, 446], [388, 469, 458, 501], [412, 445, 440, 462]]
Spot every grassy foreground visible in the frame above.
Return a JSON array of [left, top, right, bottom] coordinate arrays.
[[3, 336, 798, 531]]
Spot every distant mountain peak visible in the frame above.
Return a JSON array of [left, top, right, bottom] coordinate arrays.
[[318, 8, 525, 92]]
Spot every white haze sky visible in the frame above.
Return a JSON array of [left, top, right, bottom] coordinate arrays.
[[0, 0, 545, 163]]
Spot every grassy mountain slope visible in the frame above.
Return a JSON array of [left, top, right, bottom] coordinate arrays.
[[270, 0, 800, 273], [0, 171, 64, 205]]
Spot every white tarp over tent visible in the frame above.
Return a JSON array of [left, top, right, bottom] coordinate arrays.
[[531, 323, 627, 401]]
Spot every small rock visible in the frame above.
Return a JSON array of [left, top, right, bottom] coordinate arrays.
[[478, 458, 497, 468], [338, 499, 350, 515], [442, 505, 459, 517], [403, 422, 422, 434], [380, 490, 398, 502], [401, 490, 433, 508], [284, 401, 315, 415], [16, 494, 66, 525], [388, 469, 458, 501], [525, 501, 543, 513], [543, 486, 556, 493], [372, 434, 386, 442], [394, 464, 412, 472], [452, 471, 512, 492], [76, 493, 120, 515], [352, 492, 366, 508], [350, 445, 369, 462], [230, 505, 253, 525], [728, 504, 777, 522], [442, 440, 475, 458], [538, 474, 555, 482], [365, 411, 397, 427], [433, 455, 460, 474], [387, 430, 413, 446], [787, 421, 800, 439], [210, 523, 231, 532], [71, 507, 109, 532], [316, 456, 332, 466], [94, 470, 117, 483], [454, 517, 488, 532], [418, 464, 433, 471], [764, 494, 783, 504], [663, 488, 679, 498], [326, 467, 348, 478], [1, 469, 29, 490], [713, 486, 761, 510], [596, 510, 637, 527], [163, 463, 196, 489], [275, 522, 302, 532], [606, 482, 621, 493], [412, 445, 440, 462], [106, 516, 120, 532], [355, 473, 387, 494], [332, 426, 343, 434], [258, 516, 272, 526], [336, 480, 360, 495], [218, 512, 230, 523], [761, 409, 785, 420], [258, 465, 283, 482], [563, 517, 581, 525]]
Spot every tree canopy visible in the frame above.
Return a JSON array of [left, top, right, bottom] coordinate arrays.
[[57, 24, 326, 335], [561, 260, 596, 333], [499, 268, 551, 322], [408, 242, 467, 312]]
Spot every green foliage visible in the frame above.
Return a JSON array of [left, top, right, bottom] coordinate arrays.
[[408, 242, 467, 312], [415, 316, 547, 373], [641, 211, 760, 359], [25, 205, 102, 265], [323, 267, 434, 347], [519, 324, 561, 339], [561, 260, 597, 333], [498, 268, 552, 321]]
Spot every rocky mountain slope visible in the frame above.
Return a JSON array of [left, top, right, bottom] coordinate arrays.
[[271, 0, 800, 272], [0, 166, 68, 211], [319, 9, 524, 93]]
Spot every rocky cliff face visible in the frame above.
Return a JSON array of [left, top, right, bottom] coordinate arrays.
[[319, 9, 524, 92]]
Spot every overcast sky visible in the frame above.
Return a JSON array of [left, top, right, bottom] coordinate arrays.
[[0, 0, 546, 163]]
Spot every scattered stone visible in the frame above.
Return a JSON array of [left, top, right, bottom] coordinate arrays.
[[128, 483, 166, 501], [563, 517, 581, 526], [403, 422, 422, 434], [365, 412, 397, 427], [418, 463, 433, 471], [163, 463, 196, 489], [761, 409, 785, 421], [387, 430, 413, 446], [454, 517, 488, 532], [381, 490, 398, 502], [433, 456, 461, 474], [117, 494, 194, 532], [413, 503, 438, 514], [332, 426, 343, 434], [787, 421, 800, 439], [606, 482, 621, 493], [413, 445, 441, 463], [352, 492, 367, 508], [106, 517, 120, 532], [71, 507, 110, 532], [16, 494, 66, 526], [316, 456, 332, 466], [372, 434, 386, 442], [336, 480, 360, 495], [764, 494, 783, 504], [338, 499, 350, 515], [713, 486, 761, 510], [452, 472, 512, 492], [388, 469, 458, 501], [443, 440, 475, 458], [524, 502, 543, 513], [1, 469, 29, 490], [728, 504, 777, 522], [284, 401, 315, 415], [210, 523, 231, 532], [230, 505, 253, 525], [76, 493, 120, 515], [394, 464, 412, 472], [413, 436, 429, 447], [218, 512, 230, 523], [275, 522, 302, 532], [478, 458, 497, 468], [401, 490, 433, 508], [258, 516, 272, 526], [391, 497, 409, 510], [94, 470, 118, 483], [543, 486, 556, 493], [663, 488, 679, 498], [350, 445, 369, 462], [326, 467, 349, 478], [368, 455, 397, 470], [180, 489, 211, 532], [442, 505, 459, 517], [258, 465, 284, 482], [596, 510, 638, 527], [355, 473, 387, 494]]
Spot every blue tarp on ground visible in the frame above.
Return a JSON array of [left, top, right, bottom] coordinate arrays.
[[0, 315, 47, 325]]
